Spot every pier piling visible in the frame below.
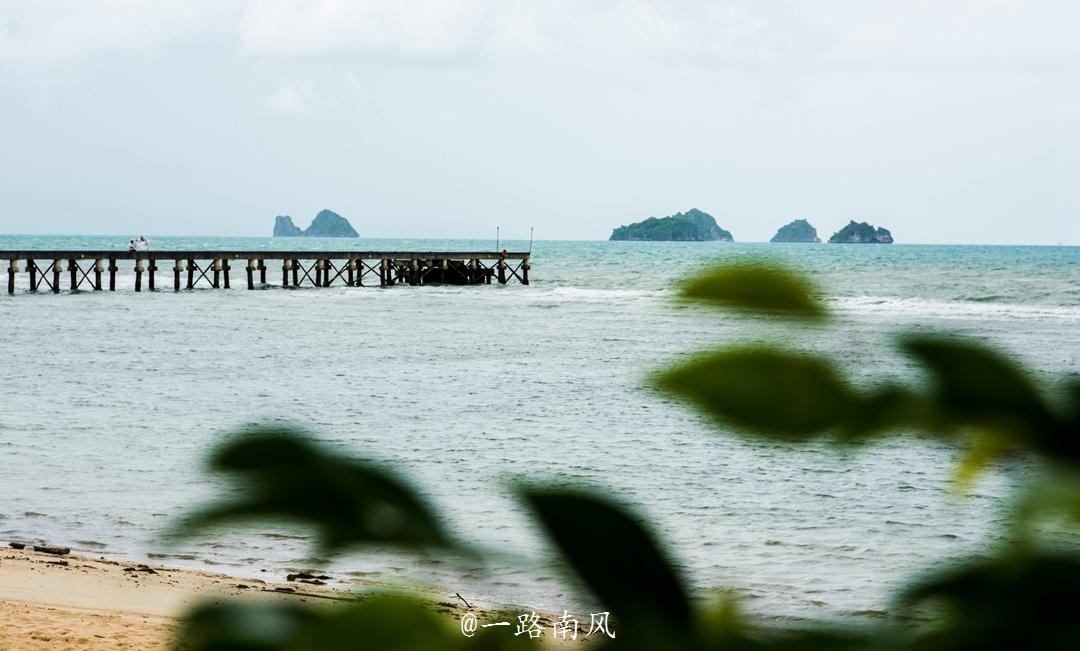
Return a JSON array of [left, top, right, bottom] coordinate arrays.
[[50, 259, 59, 293], [7, 260, 17, 294]]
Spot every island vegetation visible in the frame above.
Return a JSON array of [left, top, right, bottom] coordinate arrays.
[[828, 220, 893, 244], [609, 208, 734, 242], [769, 219, 820, 243], [273, 209, 359, 238]]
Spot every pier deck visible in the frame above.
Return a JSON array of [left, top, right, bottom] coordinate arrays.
[[2, 251, 530, 293]]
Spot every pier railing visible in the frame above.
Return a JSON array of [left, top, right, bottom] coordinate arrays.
[[2, 251, 530, 293]]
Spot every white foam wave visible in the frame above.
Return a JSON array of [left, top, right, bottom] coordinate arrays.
[[831, 295, 1080, 321]]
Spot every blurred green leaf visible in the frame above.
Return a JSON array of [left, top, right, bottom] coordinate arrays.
[[838, 385, 921, 442], [1012, 472, 1080, 537], [901, 552, 1080, 651], [174, 602, 319, 651], [679, 263, 827, 319], [902, 336, 1052, 433], [653, 348, 856, 438], [517, 486, 691, 641], [175, 595, 534, 651], [290, 596, 460, 651], [170, 427, 460, 556]]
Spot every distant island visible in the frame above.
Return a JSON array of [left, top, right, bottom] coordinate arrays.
[[609, 208, 734, 242], [273, 209, 359, 238], [770, 219, 820, 243], [828, 220, 893, 244]]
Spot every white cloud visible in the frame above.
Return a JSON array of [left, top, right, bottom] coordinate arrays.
[[0, 0, 237, 65], [239, 0, 488, 60], [2, 1, 1077, 73], [265, 79, 314, 113]]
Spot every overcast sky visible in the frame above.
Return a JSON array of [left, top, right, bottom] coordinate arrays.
[[1, 1, 1077, 243]]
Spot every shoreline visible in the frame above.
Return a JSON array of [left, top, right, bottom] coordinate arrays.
[[0, 545, 584, 650], [0, 545, 345, 650]]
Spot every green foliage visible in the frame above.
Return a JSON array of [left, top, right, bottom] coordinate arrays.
[[172, 262, 1080, 650], [518, 486, 691, 642], [679, 263, 826, 319], [176, 595, 534, 651], [169, 427, 461, 556], [653, 348, 854, 438], [900, 553, 1080, 651]]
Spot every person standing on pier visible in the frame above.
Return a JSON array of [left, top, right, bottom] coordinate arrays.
[[138, 236, 150, 251], [128, 240, 136, 252]]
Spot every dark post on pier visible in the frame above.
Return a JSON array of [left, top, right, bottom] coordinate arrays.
[[2, 251, 531, 294]]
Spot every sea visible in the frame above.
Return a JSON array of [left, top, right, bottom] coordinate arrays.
[[1, 234, 1078, 625]]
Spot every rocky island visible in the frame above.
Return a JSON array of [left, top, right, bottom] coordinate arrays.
[[273, 209, 359, 238], [828, 221, 893, 244], [770, 219, 821, 243], [609, 208, 734, 242]]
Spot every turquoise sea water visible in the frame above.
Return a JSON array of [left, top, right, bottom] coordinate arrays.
[[0, 235, 1078, 623]]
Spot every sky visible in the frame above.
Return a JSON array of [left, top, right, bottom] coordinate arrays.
[[1, 1, 1078, 244]]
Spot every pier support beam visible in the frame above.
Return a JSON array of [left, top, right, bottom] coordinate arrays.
[[291, 259, 299, 287], [52, 258, 61, 293], [187, 259, 195, 289], [282, 259, 290, 288], [108, 258, 117, 291], [28, 259, 36, 291], [522, 257, 530, 285], [222, 260, 231, 289], [94, 259, 103, 290], [148, 259, 156, 291], [212, 259, 221, 289], [380, 259, 388, 287], [8, 260, 17, 294], [497, 258, 506, 284], [258, 259, 266, 285], [134, 258, 144, 292], [68, 259, 77, 291], [246, 259, 256, 290], [174, 260, 182, 291], [347, 259, 356, 286]]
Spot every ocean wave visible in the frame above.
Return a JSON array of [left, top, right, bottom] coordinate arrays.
[[831, 296, 1080, 321], [535, 287, 671, 302]]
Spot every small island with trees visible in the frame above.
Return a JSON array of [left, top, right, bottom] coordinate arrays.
[[609, 208, 734, 242], [273, 209, 359, 238], [828, 220, 893, 244], [770, 219, 821, 243]]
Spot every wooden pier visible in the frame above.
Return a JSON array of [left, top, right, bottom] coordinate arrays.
[[2, 251, 530, 293]]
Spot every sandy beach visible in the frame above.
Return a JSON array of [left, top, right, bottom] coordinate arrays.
[[0, 545, 591, 650], [0, 546, 350, 650]]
